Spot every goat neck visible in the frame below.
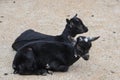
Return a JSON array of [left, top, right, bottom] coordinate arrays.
[[60, 24, 74, 42]]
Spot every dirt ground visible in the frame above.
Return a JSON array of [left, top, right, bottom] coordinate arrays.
[[0, 0, 120, 80]]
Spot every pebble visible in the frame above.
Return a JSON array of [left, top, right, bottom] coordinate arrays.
[[13, 1, 16, 3], [91, 15, 94, 17], [1, 16, 4, 18], [0, 21, 2, 23], [113, 31, 116, 34], [67, 15, 70, 17], [4, 73, 8, 75]]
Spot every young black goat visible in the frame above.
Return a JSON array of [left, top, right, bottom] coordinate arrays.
[[12, 36, 99, 75], [12, 14, 88, 51]]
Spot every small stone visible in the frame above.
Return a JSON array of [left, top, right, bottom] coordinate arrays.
[[87, 74, 90, 76], [113, 31, 116, 34], [102, 39, 105, 41], [13, 1, 15, 3], [67, 15, 70, 17], [1, 16, 4, 18], [91, 15, 94, 17], [109, 56, 112, 58], [110, 70, 115, 73], [4, 73, 8, 75], [0, 21, 2, 23]]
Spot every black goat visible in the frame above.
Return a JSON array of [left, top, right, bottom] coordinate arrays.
[[12, 36, 99, 75], [12, 14, 88, 51]]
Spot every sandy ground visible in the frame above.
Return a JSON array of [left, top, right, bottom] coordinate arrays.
[[0, 0, 120, 80]]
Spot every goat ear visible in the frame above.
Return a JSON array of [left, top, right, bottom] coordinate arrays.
[[66, 19, 70, 24], [88, 36, 100, 42], [73, 14, 78, 18]]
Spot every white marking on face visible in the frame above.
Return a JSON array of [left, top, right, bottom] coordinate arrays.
[[84, 38, 88, 42], [79, 37, 83, 41], [46, 64, 50, 69]]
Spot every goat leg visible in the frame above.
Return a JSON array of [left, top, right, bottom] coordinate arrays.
[[49, 61, 69, 72]]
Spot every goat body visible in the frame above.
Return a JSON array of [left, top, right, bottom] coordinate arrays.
[[12, 14, 88, 51], [12, 36, 99, 75], [13, 41, 80, 75]]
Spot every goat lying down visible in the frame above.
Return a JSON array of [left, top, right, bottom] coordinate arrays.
[[12, 36, 99, 75], [12, 14, 88, 51]]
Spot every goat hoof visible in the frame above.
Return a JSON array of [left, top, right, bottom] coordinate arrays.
[[48, 70, 53, 75], [42, 72, 47, 76], [13, 70, 17, 74]]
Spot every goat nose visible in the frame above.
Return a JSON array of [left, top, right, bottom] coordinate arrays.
[[82, 54, 89, 61]]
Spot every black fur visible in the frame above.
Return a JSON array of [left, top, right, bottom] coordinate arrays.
[[12, 36, 99, 75], [12, 14, 88, 51]]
